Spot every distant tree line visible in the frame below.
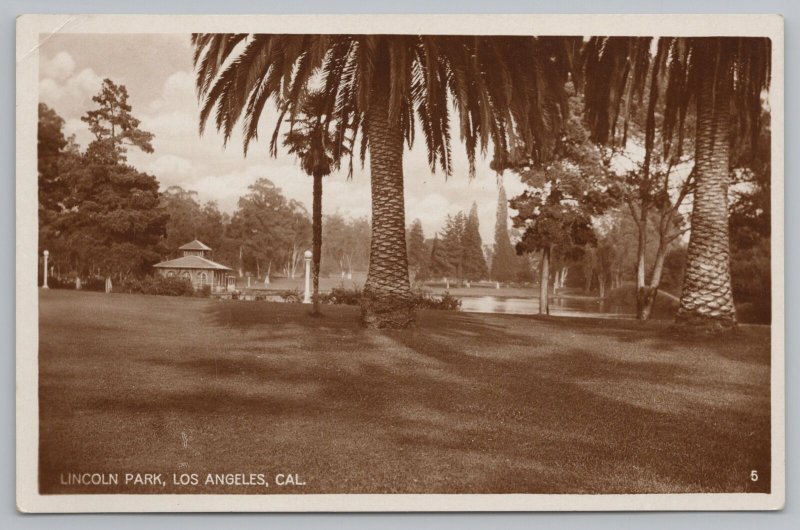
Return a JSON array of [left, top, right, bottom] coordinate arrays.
[[38, 80, 367, 285]]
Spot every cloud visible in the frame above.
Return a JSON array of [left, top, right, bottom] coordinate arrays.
[[141, 110, 199, 138], [62, 117, 93, 148], [39, 67, 103, 112], [35, 36, 530, 248], [41, 51, 75, 80], [148, 70, 197, 113], [145, 155, 196, 180]]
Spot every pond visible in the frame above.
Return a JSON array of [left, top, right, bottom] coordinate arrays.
[[458, 295, 633, 319]]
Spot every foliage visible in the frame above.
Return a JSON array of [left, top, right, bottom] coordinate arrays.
[[315, 285, 461, 311], [406, 219, 430, 281], [411, 291, 462, 311], [462, 203, 488, 281], [278, 289, 303, 303], [192, 34, 580, 327], [228, 178, 312, 278], [80, 277, 109, 292], [582, 37, 772, 327], [440, 212, 465, 279], [510, 90, 619, 260], [605, 283, 679, 318], [282, 90, 345, 177], [193, 34, 579, 178], [582, 37, 771, 164], [38, 94, 167, 280], [490, 184, 518, 282], [321, 214, 371, 277], [729, 117, 771, 323], [318, 286, 364, 306], [81, 78, 154, 162], [37, 275, 75, 290], [116, 275, 195, 297], [38, 103, 82, 268], [429, 206, 489, 284], [428, 234, 449, 280], [159, 186, 233, 262]]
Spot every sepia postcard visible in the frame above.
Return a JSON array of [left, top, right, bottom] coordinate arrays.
[[16, 13, 784, 512]]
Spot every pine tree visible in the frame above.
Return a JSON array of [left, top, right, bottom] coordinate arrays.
[[406, 219, 429, 282], [441, 212, 466, 283], [81, 78, 154, 162], [428, 234, 450, 280], [462, 202, 488, 281], [491, 184, 518, 283]]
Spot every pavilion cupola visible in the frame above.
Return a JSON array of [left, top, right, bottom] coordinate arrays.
[[179, 240, 212, 258]]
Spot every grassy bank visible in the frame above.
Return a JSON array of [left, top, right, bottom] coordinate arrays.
[[38, 289, 771, 494]]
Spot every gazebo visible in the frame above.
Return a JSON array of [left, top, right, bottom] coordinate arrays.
[[153, 240, 235, 292]]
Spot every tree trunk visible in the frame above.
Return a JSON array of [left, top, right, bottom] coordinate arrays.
[[634, 206, 648, 319], [539, 246, 550, 315], [311, 172, 323, 316], [676, 50, 736, 332], [583, 268, 593, 294], [598, 270, 606, 299], [360, 74, 413, 328], [638, 241, 669, 321]]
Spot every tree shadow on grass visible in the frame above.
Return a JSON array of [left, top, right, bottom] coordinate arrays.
[[39, 298, 771, 494]]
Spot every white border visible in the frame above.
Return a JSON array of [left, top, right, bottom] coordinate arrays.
[[16, 13, 785, 513]]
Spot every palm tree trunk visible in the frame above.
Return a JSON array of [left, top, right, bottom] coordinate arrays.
[[360, 84, 413, 328], [676, 51, 736, 332], [311, 172, 323, 315]]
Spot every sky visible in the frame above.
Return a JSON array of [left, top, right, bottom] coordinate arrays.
[[38, 33, 528, 244]]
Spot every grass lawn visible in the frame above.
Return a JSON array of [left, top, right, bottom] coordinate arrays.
[[38, 289, 771, 494]]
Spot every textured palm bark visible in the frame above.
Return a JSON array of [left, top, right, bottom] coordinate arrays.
[[676, 57, 737, 332], [360, 88, 414, 328], [311, 172, 322, 316]]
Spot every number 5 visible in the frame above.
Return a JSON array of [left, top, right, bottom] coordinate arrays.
[[751, 470, 758, 482]]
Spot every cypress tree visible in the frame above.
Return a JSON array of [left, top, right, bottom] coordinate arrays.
[[462, 202, 488, 281], [491, 184, 518, 283]]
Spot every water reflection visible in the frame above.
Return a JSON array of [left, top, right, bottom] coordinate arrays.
[[458, 295, 632, 319]]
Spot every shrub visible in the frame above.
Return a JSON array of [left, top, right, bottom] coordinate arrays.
[[318, 286, 362, 306], [315, 286, 461, 311], [279, 289, 303, 303], [153, 276, 195, 296], [37, 275, 73, 290], [115, 275, 194, 297], [196, 284, 212, 298], [411, 290, 462, 311]]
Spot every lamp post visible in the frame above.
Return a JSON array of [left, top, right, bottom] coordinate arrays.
[[303, 250, 312, 304], [42, 250, 49, 289]]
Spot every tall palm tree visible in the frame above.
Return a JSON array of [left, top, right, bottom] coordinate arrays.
[[192, 34, 576, 328], [582, 37, 771, 332], [282, 90, 342, 316]]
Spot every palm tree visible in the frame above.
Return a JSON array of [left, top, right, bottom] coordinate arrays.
[[581, 37, 771, 332], [192, 34, 575, 328], [282, 90, 342, 316]]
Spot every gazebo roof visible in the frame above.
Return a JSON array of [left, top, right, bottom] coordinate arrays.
[[179, 239, 212, 251], [153, 255, 232, 271]]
